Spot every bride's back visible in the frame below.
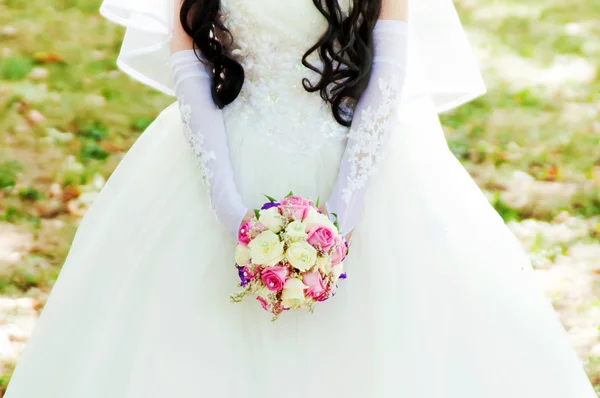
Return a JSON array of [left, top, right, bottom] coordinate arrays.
[[220, 0, 351, 156]]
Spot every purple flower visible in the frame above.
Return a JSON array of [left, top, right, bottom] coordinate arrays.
[[261, 202, 280, 210], [339, 272, 347, 280], [342, 241, 349, 261], [237, 266, 250, 286]]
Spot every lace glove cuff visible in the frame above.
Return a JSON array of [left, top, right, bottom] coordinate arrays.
[[170, 50, 247, 240], [325, 20, 409, 236]]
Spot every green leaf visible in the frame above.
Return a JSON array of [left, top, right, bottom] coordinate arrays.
[[79, 140, 108, 161], [315, 196, 320, 208], [0, 160, 23, 189], [79, 122, 108, 141], [132, 117, 153, 132], [265, 195, 277, 202], [285, 191, 294, 198], [0, 56, 34, 81], [18, 186, 44, 201], [254, 209, 261, 219], [331, 212, 339, 229]]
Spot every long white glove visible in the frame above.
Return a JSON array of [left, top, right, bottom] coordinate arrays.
[[170, 50, 247, 240], [325, 20, 409, 236]]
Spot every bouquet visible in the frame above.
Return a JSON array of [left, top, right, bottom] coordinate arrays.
[[230, 192, 348, 321]]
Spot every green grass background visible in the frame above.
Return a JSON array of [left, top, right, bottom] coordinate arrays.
[[0, 0, 599, 394]]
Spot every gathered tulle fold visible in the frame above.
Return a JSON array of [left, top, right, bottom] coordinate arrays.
[[6, 99, 596, 397], [99, 0, 175, 95]]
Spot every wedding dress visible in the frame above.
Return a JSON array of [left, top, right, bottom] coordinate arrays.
[[5, 0, 596, 397]]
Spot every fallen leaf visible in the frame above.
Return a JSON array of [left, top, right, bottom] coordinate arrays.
[[61, 184, 80, 202], [34, 51, 65, 64], [35, 199, 66, 218], [545, 166, 559, 181], [100, 141, 122, 154]]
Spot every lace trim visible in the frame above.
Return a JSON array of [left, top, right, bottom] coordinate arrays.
[[341, 75, 400, 203], [218, 0, 350, 155], [179, 97, 217, 198]]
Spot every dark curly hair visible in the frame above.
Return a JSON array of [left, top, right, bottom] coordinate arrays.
[[179, 0, 382, 126]]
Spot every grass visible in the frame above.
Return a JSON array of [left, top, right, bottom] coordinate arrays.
[[0, 0, 600, 394], [442, 0, 600, 223], [0, 0, 171, 293]]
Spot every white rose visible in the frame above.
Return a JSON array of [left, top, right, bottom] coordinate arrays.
[[248, 231, 285, 266], [332, 262, 344, 282], [235, 244, 251, 266], [316, 256, 332, 274], [258, 207, 285, 233], [281, 278, 307, 309], [303, 207, 338, 236], [284, 221, 308, 242], [286, 241, 317, 271]]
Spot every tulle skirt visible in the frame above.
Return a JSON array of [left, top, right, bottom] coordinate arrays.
[[5, 98, 596, 397]]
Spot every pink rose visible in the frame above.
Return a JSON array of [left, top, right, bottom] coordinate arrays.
[[260, 265, 290, 291], [302, 270, 327, 299], [256, 296, 269, 311], [331, 239, 348, 266], [307, 225, 336, 252], [281, 196, 310, 221], [238, 222, 253, 246]]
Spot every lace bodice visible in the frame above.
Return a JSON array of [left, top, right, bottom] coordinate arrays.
[[169, 0, 408, 239], [219, 0, 351, 154]]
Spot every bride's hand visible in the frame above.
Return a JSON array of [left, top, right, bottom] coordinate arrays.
[[319, 206, 353, 244]]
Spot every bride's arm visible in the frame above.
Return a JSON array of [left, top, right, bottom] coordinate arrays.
[[380, 0, 408, 21], [169, 1, 250, 240], [325, 0, 409, 238]]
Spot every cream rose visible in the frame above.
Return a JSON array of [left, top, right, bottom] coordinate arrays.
[[284, 221, 308, 242], [281, 278, 307, 309], [316, 256, 332, 274], [332, 262, 345, 282], [258, 207, 285, 233], [286, 241, 317, 271], [303, 207, 338, 236], [234, 244, 251, 266], [248, 230, 285, 266]]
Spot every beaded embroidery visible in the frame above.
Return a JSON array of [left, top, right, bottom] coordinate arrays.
[[341, 75, 400, 203], [179, 96, 217, 195]]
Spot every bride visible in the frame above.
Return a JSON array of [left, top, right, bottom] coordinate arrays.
[[5, 0, 597, 396]]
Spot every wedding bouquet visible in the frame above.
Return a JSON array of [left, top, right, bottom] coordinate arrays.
[[230, 193, 348, 321]]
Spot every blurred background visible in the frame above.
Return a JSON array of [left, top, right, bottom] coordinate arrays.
[[0, 0, 599, 395]]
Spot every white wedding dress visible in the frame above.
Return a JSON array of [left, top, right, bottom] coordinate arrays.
[[5, 0, 597, 397]]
